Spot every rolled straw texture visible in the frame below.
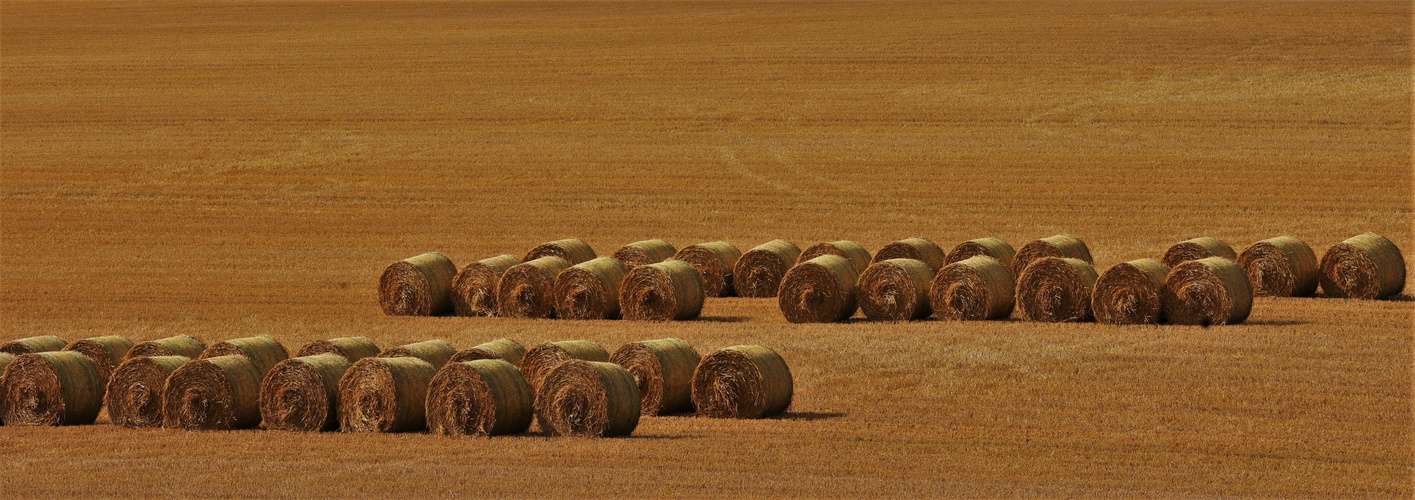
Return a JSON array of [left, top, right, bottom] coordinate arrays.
[[1012, 235, 1093, 279], [63, 335, 135, 386], [620, 260, 705, 321], [259, 354, 352, 432], [946, 237, 1017, 270], [106, 355, 189, 429], [778, 255, 859, 323], [201, 336, 289, 377], [1, 335, 68, 356], [674, 241, 743, 297], [162, 355, 264, 430], [0, 353, 12, 422], [451, 254, 521, 317], [1163, 257, 1253, 325], [873, 237, 947, 272], [691, 345, 792, 419], [497, 256, 573, 319], [534, 360, 640, 437], [450, 339, 527, 366], [519, 340, 610, 394], [1, 351, 104, 426], [612, 239, 677, 271], [798, 240, 872, 275], [609, 338, 701, 415], [858, 259, 936, 321], [931, 256, 1015, 321], [1237, 236, 1319, 297], [553, 257, 629, 320], [523, 238, 596, 265], [296, 337, 380, 362], [127, 335, 207, 359], [1016, 257, 1099, 322], [1091, 259, 1170, 325], [426, 359, 533, 437], [1319, 233, 1407, 300], [733, 239, 802, 298], [1162, 237, 1238, 268], [378, 340, 457, 370], [378, 252, 458, 316], [338, 357, 438, 433]]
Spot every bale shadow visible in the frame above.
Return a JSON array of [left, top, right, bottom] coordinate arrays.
[[696, 316, 751, 323], [773, 411, 847, 421], [1385, 294, 1414, 302], [1242, 319, 1310, 326]]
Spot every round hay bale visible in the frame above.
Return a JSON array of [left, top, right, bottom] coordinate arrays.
[[673, 241, 743, 297], [378, 252, 458, 316], [296, 337, 380, 362], [0, 351, 104, 426], [798, 240, 872, 275], [1091, 259, 1169, 325], [451, 254, 521, 317], [0, 352, 12, 422], [523, 238, 596, 265], [1162, 237, 1237, 268], [552, 257, 629, 320], [161, 355, 264, 430], [426, 359, 533, 437], [1163, 257, 1254, 325], [338, 356, 439, 433], [450, 339, 527, 366], [1016, 257, 1099, 322], [63, 335, 134, 386], [612, 239, 677, 271], [519, 340, 610, 394], [945, 237, 1017, 270], [106, 355, 189, 429], [1236, 236, 1319, 297], [733, 239, 802, 298], [620, 260, 705, 321], [857, 258, 935, 321], [778, 255, 859, 323], [377, 340, 457, 370], [497, 256, 573, 319], [1, 335, 67, 356], [691, 345, 792, 419], [1011, 235, 1093, 279], [200, 336, 289, 377], [1319, 233, 1406, 300], [127, 335, 206, 359], [873, 237, 947, 272], [931, 256, 1015, 321], [609, 339, 701, 415], [259, 354, 352, 432], [534, 360, 640, 437]]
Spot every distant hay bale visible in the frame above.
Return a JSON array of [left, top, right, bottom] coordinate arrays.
[[200, 336, 289, 377], [378, 252, 459, 316], [857, 259, 936, 321], [259, 354, 352, 432], [1236, 236, 1319, 297], [1091, 259, 1170, 325], [612, 239, 677, 271], [674, 241, 743, 297], [1011, 235, 1093, 278], [945, 237, 1017, 270], [162, 355, 264, 430], [620, 260, 704, 321], [931, 256, 1015, 321], [1162, 237, 1237, 268], [1319, 233, 1407, 300], [534, 360, 640, 437], [497, 256, 573, 319], [450, 339, 527, 366], [1016, 257, 1099, 322], [519, 340, 610, 394], [778, 255, 859, 323], [733, 239, 802, 298], [523, 238, 596, 265], [338, 356, 439, 433], [0, 351, 104, 426], [127, 335, 207, 359], [552, 257, 629, 320], [873, 237, 947, 272], [609, 339, 701, 415], [106, 355, 189, 429], [451, 254, 521, 317], [798, 240, 872, 275], [1, 335, 67, 356], [426, 359, 534, 437], [296, 337, 380, 362], [691, 345, 792, 419], [378, 340, 457, 370], [63, 335, 134, 386], [1163, 257, 1254, 325]]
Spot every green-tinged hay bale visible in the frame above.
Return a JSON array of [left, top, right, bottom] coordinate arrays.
[[296, 337, 380, 362], [691, 345, 792, 419], [497, 256, 573, 319], [105, 355, 189, 429], [1162, 237, 1237, 268], [534, 360, 640, 437], [613, 239, 677, 271], [451, 254, 521, 317], [1, 351, 104, 426], [798, 240, 872, 275], [63, 335, 134, 386], [1011, 235, 1093, 279], [873, 237, 947, 272], [553, 257, 630, 320], [523, 238, 596, 265], [931, 256, 1015, 321], [858, 259, 936, 321], [426, 359, 533, 437], [1092, 259, 1170, 325], [1017, 257, 1099, 323], [378, 340, 457, 370], [733, 239, 802, 298], [1237, 236, 1319, 297], [259, 354, 352, 432], [519, 340, 610, 394], [620, 260, 705, 321], [778, 255, 859, 323], [610, 339, 701, 415], [338, 356, 438, 433], [127, 335, 206, 359], [1319, 233, 1407, 300], [450, 339, 527, 366], [378, 252, 458, 316], [162, 355, 263, 430], [1163, 257, 1253, 325], [1, 335, 67, 356], [946, 237, 1017, 270], [201, 336, 289, 377], [674, 241, 743, 297]]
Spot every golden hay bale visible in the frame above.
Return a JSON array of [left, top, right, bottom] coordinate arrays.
[[1163, 257, 1254, 325], [1236, 236, 1319, 297], [523, 238, 596, 265], [873, 237, 947, 272], [945, 237, 1017, 270], [553, 257, 630, 320], [612, 239, 678, 271], [778, 255, 859, 323], [162, 355, 264, 430], [1016, 257, 1099, 323], [620, 260, 705, 322], [127, 335, 207, 359], [673, 241, 743, 297], [378, 340, 457, 370], [378, 252, 459, 316], [1091, 259, 1170, 325], [691, 345, 792, 419], [609, 338, 701, 415], [519, 340, 610, 394], [534, 360, 640, 437], [798, 240, 872, 275], [338, 356, 438, 433], [259, 354, 352, 432], [426, 359, 533, 437], [931, 256, 1015, 321], [0, 351, 104, 426], [200, 335, 289, 377], [1, 335, 68, 356], [1011, 235, 1093, 278], [106, 355, 189, 429], [1319, 233, 1407, 300], [0, 353, 11, 423], [450, 339, 527, 366], [451, 254, 521, 317], [857, 258, 936, 321], [296, 337, 380, 362], [63, 335, 134, 386], [1162, 237, 1237, 268], [733, 239, 802, 298], [497, 256, 573, 319]]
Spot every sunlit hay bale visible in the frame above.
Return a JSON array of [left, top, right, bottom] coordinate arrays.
[[1011, 235, 1093, 279], [519, 340, 610, 395], [105, 355, 189, 429], [377, 340, 457, 370], [778, 255, 859, 323], [1091, 259, 1170, 325], [691, 345, 792, 419], [338, 356, 438, 433], [673, 241, 743, 297], [857, 259, 935, 321], [63, 335, 134, 387], [1, 335, 67, 356], [872, 237, 946, 272], [497, 256, 573, 319], [0, 351, 103, 426], [1319, 233, 1407, 300], [1016, 257, 1099, 323], [609, 338, 701, 415], [450, 339, 527, 366], [1162, 257, 1253, 325], [258, 354, 351, 432], [1236, 236, 1319, 297], [523, 238, 596, 265], [1162, 237, 1237, 268], [732, 239, 802, 298], [200, 336, 289, 378], [296, 337, 380, 362], [378, 252, 458, 316], [127, 335, 206, 359], [161, 355, 263, 430], [451, 254, 521, 317], [612, 239, 677, 272], [797, 240, 872, 276], [620, 260, 705, 322], [534, 360, 640, 437], [552, 257, 630, 320], [426, 359, 533, 437], [930, 256, 1015, 321], [945, 237, 1017, 271]]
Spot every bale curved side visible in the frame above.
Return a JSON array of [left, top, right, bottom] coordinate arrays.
[[0, 335, 68, 356], [945, 237, 1017, 270], [127, 335, 207, 359], [873, 237, 947, 272], [1011, 235, 1093, 278], [778, 255, 859, 323], [451, 254, 521, 316], [378, 252, 458, 316], [259, 354, 352, 432], [673, 241, 743, 297], [106, 355, 189, 428], [609, 338, 701, 415], [296, 337, 381, 362], [497, 256, 573, 319], [426, 359, 534, 437], [857, 259, 936, 321], [1091, 259, 1169, 325], [620, 260, 705, 321], [0, 351, 104, 426], [552, 257, 630, 320], [162, 355, 264, 430], [523, 238, 596, 265], [200, 336, 289, 377], [612, 239, 678, 271], [798, 240, 872, 275], [1162, 237, 1237, 268], [1319, 233, 1406, 299], [1236, 236, 1318, 297], [378, 340, 457, 370], [519, 340, 610, 394], [733, 240, 802, 298], [450, 339, 527, 366], [1016, 257, 1099, 322], [338, 357, 438, 433], [931, 256, 1015, 321], [691, 345, 792, 419], [63, 335, 135, 386], [534, 360, 640, 437], [1163, 257, 1253, 325]]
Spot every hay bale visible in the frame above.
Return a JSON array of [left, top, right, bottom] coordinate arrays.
[[451, 254, 521, 317], [161, 355, 264, 430], [519, 340, 610, 394], [0, 351, 104, 426], [296, 337, 380, 362], [1, 335, 67, 356], [1016, 257, 1099, 322], [1091, 259, 1169, 325], [0, 353, 12, 423], [931, 256, 1015, 321], [733, 239, 802, 298], [497, 256, 573, 319], [1319, 233, 1407, 299], [426, 359, 533, 437], [553, 257, 630, 320], [338, 356, 439, 433], [201, 336, 289, 377], [858, 258, 935, 321], [378, 252, 459, 316], [127, 335, 207, 359], [691, 345, 792, 419], [945, 237, 1017, 270], [1236, 236, 1319, 297], [523, 238, 596, 265], [63, 335, 134, 386], [106, 355, 189, 429], [778, 255, 859, 323], [450, 339, 527, 365], [378, 340, 457, 370], [873, 237, 947, 272], [613, 239, 677, 271], [674, 241, 743, 297], [259, 354, 352, 432], [1162, 237, 1237, 268], [798, 240, 872, 275], [1011, 235, 1093, 278], [609, 338, 701, 415], [1163, 257, 1254, 325], [534, 360, 640, 437], [620, 260, 704, 321]]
